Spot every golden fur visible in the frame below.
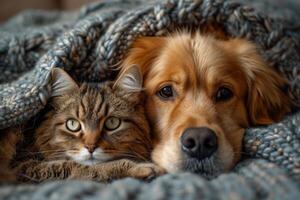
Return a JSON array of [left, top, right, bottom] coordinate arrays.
[[120, 32, 292, 176]]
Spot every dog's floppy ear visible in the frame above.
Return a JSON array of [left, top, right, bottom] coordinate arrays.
[[226, 39, 291, 125], [121, 37, 166, 75]]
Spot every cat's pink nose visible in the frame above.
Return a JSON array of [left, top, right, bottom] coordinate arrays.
[[84, 144, 96, 153]]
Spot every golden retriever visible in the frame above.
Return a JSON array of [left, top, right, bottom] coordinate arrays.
[[118, 32, 292, 177]]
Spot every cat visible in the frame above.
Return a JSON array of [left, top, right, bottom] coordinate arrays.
[[0, 66, 164, 183]]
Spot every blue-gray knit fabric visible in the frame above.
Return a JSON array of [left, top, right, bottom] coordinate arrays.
[[0, 0, 299, 199]]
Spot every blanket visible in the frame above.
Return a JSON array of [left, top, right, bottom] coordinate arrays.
[[0, 0, 299, 199]]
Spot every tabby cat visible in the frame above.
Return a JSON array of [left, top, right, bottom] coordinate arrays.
[[0, 66, 163, 183]]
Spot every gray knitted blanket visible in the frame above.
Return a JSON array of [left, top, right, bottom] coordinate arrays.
[[0, 0, 299, 199]]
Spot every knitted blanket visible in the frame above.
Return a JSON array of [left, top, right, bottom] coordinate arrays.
[[0, 0, 299, 199]]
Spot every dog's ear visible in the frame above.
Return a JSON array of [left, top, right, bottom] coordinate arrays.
[[121, 37, 166, 75], [224, 39, 291, 125], [114, 65, 143, 93]]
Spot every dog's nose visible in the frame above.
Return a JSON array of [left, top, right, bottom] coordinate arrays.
[[181, 127, 218, 159]]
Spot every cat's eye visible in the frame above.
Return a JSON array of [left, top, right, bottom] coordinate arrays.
[[157, 85, 175, 100], [215, 86, 233, 102], [66, 119, 81, 132], [104, 117, 121, 131]]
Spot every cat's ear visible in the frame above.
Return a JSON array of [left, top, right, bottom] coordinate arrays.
[[114, 65, 143, 93], [50, 68, 79, 97]]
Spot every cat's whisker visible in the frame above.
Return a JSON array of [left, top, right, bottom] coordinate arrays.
[[102, 150, 149, 160], [32, 149, 79, 155], [103, 148, 151, 155], [118, 139, 152, 145], [33, 149, 67, 153], [116, 154, 148, 162], [117, 153, 149, 162], [24, 150, 66, 154], [100, 150, 149, 162], [46, 156, 66, 160], [102, 149, 146, 154], [17, 173, 40, 183]]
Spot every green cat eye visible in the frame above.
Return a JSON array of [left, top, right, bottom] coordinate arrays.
[[66, 119, 81, 132], [104, 117, 121, 131]]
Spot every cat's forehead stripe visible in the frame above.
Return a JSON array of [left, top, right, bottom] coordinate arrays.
[[104, 103, 109, 116], [79, 85, 109, 120], [92, 93, 103, 116]]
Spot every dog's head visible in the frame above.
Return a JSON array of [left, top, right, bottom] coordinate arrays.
[[120, 32, 291, 177]]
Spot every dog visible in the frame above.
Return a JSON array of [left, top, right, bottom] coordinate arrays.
[[118, 32, 292, 177]]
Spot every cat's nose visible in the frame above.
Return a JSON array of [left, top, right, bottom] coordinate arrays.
[[84, 144, 96, 153]]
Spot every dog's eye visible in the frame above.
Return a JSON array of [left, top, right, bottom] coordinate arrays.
[[215, 87, 233, 102], [157, 85, 175, 100]]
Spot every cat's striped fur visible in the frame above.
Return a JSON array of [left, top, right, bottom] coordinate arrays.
[[0, 67, 163, 183]]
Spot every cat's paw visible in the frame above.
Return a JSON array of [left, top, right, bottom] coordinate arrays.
[[128, 163, 166, 181]]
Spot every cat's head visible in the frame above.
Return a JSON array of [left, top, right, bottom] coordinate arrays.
[[36, 66, 151, 165]]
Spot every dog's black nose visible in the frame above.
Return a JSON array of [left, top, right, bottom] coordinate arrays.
[[181, 127, 218, 159]]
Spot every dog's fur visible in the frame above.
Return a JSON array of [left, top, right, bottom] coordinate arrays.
[[119, 32, 292, 176]]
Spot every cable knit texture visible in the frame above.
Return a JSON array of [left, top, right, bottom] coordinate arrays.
[[0, 0, 299, 199]]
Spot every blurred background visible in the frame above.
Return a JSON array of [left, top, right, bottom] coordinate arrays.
[[0, 0, 99, 22], [1, 0, 299, 23]]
